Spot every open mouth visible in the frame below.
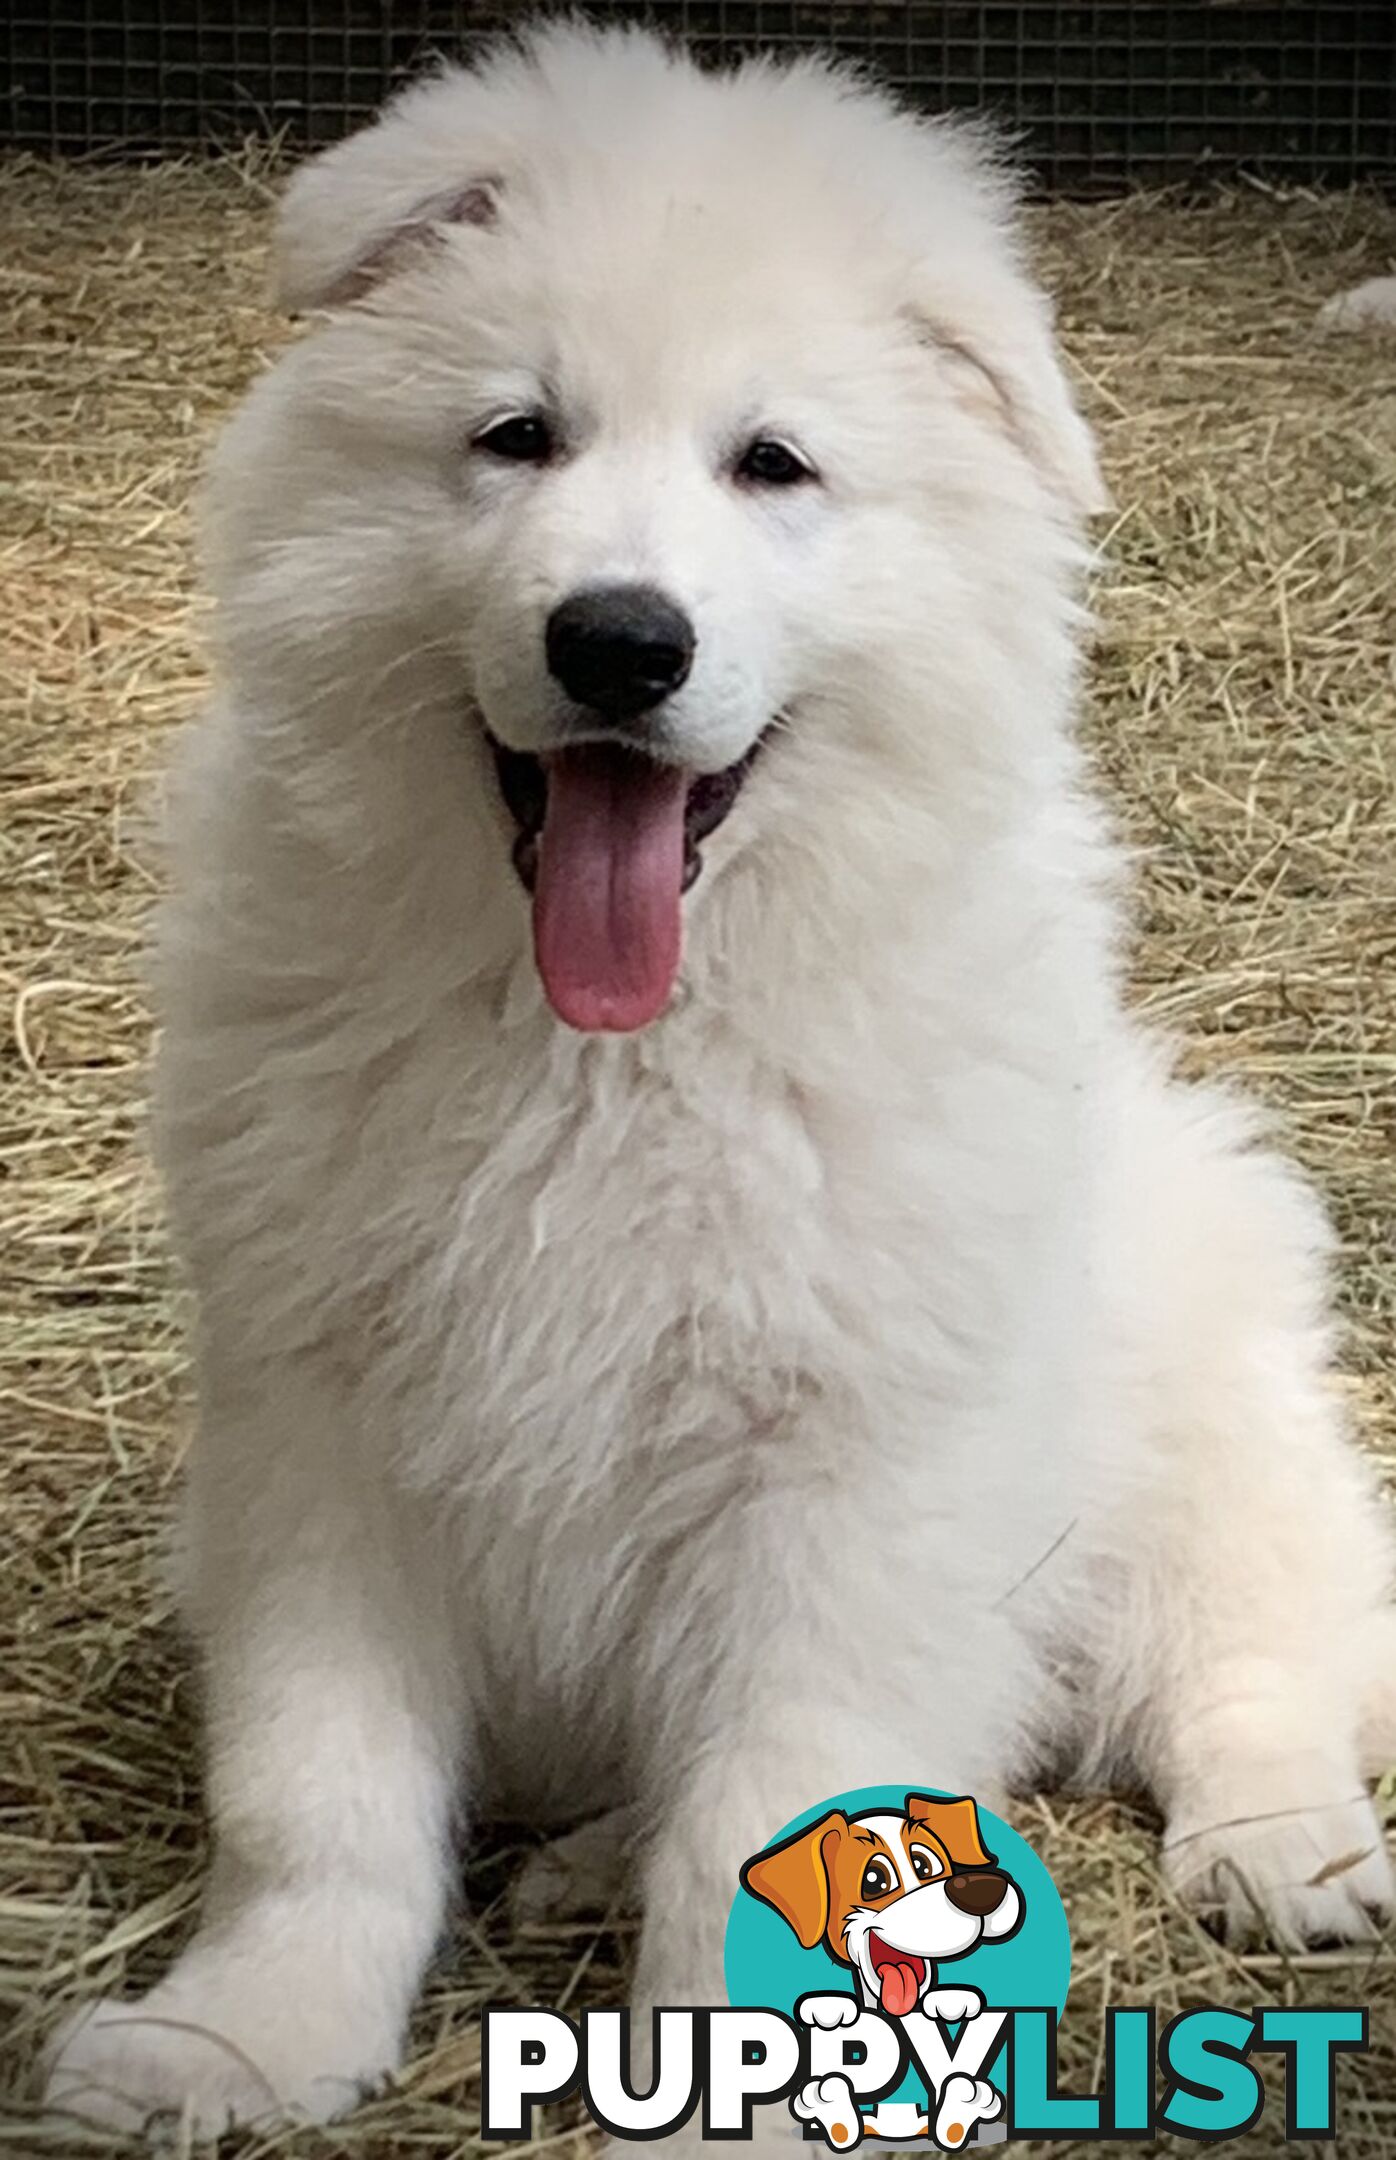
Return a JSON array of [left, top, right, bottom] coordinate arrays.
[[867, 1931, 928, 2018], [486, 729, 762, 1035]]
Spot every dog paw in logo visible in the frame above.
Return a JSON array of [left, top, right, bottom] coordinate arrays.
[[725, 1785, 1070, 2151]]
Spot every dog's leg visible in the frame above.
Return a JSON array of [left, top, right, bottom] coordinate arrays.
[[1144, 1372, 1396, 1949], [43, 1371, 464, 2137], [610, 1494, 1025, 2160], [633, 1708, 1010, 2017], [1077, 1087, 1396, 1946], [620, 1708, 1003, 2160]]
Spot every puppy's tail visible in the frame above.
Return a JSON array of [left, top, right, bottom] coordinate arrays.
[[1360, 1609, 1396, 1781]]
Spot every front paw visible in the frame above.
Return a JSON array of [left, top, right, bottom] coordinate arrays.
[[1164, 1757, 1394, 1949], [44, 1981, 396, 2137], [922, 1987, 984, 2026], [797, 1992, 861, 2031]]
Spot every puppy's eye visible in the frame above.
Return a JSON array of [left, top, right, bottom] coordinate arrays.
[[860, 1858, 896, 1899], [909, 1846, 944, 1884], [735, 436, 815, 488], [474, 413, 554, 464]]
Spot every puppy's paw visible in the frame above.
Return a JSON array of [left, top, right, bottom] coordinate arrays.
[[921, 1987, 984, 2026], [511, 1808, 634, 1924], [933, 2074, 1001, 2150], [797, 1992, 861, 2031], [1164, 1755, 1394, 1949], [43, 1982, 394, 2137], [792, 2073, 863, 2149]]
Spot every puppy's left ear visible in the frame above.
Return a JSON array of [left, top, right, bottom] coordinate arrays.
[[905, 1793, 996, 1871], [740, 1811, 849, 1950]]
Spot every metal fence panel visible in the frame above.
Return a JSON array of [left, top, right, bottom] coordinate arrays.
[[5, 3, 1394, 192]]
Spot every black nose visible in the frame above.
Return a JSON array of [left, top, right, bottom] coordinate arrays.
[[545, 584, 695, 722], [944, 1871, 1009, 1918]]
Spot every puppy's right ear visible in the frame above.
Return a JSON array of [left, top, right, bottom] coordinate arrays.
[[740, 1811, 848, 1950], [273, 66, 505, 312]]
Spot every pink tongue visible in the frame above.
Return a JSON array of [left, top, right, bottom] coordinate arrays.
[[878, 1961, 921, 2018], [533, 745, 689, 1032]]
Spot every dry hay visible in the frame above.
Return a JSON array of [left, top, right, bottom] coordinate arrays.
[[2, 149, 1395, 2157]]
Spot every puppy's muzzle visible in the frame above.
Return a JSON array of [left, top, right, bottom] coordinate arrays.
[[943, 1870, 1010, 1918]]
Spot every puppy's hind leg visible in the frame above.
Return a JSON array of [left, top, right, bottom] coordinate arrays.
[[1083, 1081, 1396, 1948], [44, 1362, 467, 2137]]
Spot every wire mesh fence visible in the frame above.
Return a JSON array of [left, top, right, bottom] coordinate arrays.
[[4, 3, 1395, 193]]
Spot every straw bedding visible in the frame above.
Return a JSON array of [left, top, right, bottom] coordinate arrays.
[[1, 153, 1394, 2156]]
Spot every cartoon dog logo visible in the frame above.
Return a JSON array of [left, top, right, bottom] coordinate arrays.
[[740, 1793, 1024, 2150]]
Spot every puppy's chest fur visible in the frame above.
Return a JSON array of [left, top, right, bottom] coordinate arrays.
[[347, 1014, 930, 1490], [328, 1005, 1055, 1790], [251, 961, 1056, 1501]]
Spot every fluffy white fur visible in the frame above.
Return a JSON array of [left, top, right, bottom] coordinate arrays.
[[1320, 274, 1396, 330], [46, 22, 1396, 2142]]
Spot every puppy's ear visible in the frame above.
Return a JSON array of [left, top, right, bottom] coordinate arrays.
[[890, 121, 1106, 518], [740, 1810, 848, 1950], [905, 1794, 996, 1871], [278, 175, 500, 312], [908, 294, 1107, 519], [273, 66, 507, 311]]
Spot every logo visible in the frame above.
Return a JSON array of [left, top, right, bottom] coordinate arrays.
[[726, 1785, 1068, 2150], [480, 1780, 1368, 2146]]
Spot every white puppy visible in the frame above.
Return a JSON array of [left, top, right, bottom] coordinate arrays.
[[46, 21, 1396, 2143]]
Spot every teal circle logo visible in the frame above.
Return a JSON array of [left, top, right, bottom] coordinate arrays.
[[724, 1785, 1070, 2144]]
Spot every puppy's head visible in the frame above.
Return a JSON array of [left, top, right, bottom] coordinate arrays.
[[213, 24, 1102, 1031], [741, 1793, 1023, 2012]]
